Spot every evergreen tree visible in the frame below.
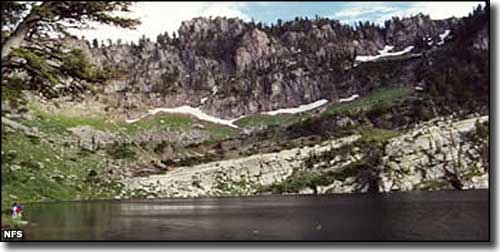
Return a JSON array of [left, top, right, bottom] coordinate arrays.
[[277, 18, 283, 27], [1, 1, 140, 101], [92, 38, 99, 48]]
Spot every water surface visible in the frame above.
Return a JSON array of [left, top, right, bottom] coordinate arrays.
[[21, 190, 489, 241]]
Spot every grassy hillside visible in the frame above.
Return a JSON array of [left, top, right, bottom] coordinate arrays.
[[1, 122, 123, 221], [322, 87, 411, 117], [233, 87, 412, 130], [1, 103, 239, 223]]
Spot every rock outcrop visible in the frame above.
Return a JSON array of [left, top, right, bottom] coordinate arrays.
[[123, 135, 361, 197], [122, 116, 488, 198], [380, 116, 489, 191], [75, 13, 468, 120]]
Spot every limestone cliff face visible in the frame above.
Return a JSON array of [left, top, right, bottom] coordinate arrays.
[[81, 14, 476, 119]]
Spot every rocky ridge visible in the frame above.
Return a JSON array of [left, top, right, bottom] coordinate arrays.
[[74, 14, 468, 120]]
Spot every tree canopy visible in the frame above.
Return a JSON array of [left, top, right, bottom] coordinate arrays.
[[1, 1, 140, 104]]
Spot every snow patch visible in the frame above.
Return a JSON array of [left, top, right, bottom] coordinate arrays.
[[125, 117, 143, 124], [355, 45, 414, 63], [263, 99, 329, 116], [437, 29, 451, 46], [229, 115, 248, 124], [126, 99, 330, 128], [339, 94, 360, 103], [148, 106, 238, 128], [378, 45, 394, 54], [200, 97, 208, 104], [126, 105, 239, 128], [424, 36, 434, 46], [211, 86, 218, 96]]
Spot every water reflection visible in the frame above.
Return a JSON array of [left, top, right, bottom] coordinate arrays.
[[22, 190, 488, 241]]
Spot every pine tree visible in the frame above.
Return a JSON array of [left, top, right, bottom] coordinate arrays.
[[1, 1, 140, 101], [92, 38, 99, 48]]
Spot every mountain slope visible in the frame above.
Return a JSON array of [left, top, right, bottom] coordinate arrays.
[[75, 13, 475, 120], [1, 6, 489, 206]]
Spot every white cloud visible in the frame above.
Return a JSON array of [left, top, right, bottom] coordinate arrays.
[[333, 5, 397, 19], [376, 2, 483, 25], [72, 2, 249, 43], [72, 1, 484, 43], [405, 1, 484, 20], [333, 1, 483, 25]]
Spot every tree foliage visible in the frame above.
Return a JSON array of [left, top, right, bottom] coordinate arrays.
[[1, 1, 140, 104], [415, 4, 489, 115]]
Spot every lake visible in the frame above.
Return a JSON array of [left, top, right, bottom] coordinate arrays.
[[20, 189, 489, 241]]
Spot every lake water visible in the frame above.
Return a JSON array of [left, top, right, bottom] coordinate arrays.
[[20, 190, 489, 241]]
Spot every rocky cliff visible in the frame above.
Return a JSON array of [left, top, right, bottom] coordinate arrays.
[[76, 13, 478, 120]]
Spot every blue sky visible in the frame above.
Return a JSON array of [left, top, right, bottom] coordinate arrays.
[[243, 1, 483, 25], [74, 1, 484, 42], [242, 2, 408, 24]]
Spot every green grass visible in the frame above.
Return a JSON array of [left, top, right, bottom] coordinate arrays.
[[1, 125, 122, 214], [1, 103, 241, 225], [26, 106, 113, 134], [26, 104, 236, 142], [2, 106, 208, 219], [121, 114, 194, 134], [205, 124, 239, 142], [23, 86, 411, 140], [234, 113, 302, 128], [234, 87, 411, 131], [358, 127, 401, 142], [323, 87, 412, 117], [27, 105, 195, 134]]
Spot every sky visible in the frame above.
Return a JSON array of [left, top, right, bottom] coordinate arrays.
[[73, 1, 485, 43]]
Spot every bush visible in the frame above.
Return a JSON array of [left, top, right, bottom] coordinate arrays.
[[105, 143, 136, 160]]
